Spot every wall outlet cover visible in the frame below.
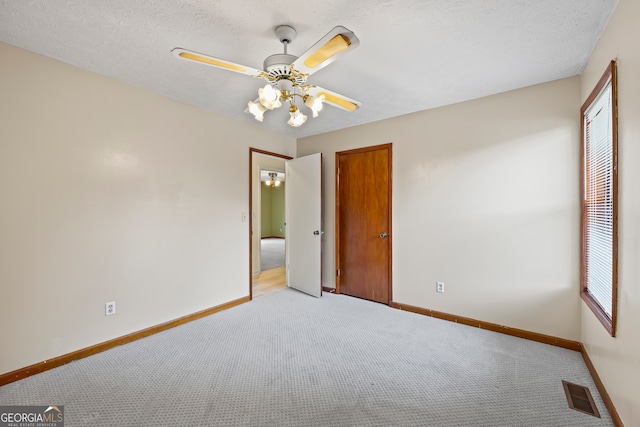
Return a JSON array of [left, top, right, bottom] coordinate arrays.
[[105, 301, 116, 316]]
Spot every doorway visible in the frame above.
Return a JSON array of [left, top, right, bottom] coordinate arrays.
[[249, 148, 292, 299], [255, 172, 286, 298], [336, 143, 392, 304]]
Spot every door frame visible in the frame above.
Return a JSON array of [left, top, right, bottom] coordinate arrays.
[[249, 148, 293, 300], [335, 143, 393, 302]]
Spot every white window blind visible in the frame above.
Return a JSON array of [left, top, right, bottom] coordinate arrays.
[[583, 80, 613, 318]]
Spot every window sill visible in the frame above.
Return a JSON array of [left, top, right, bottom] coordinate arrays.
[[581, 290, 615, 337]]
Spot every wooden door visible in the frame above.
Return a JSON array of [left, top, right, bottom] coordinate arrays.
[[336, 144, 392, 304]]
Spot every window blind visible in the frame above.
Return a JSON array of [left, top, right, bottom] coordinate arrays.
[[583, 80, 613, 318]]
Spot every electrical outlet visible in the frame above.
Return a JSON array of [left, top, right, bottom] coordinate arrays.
[[105, 301, 116, 316], [436, 282, 445, 293]]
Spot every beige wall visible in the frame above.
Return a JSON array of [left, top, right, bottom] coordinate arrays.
[[0, 42, 295, 374], [580, 0, 640, 424], [298, 76, 582, 341]]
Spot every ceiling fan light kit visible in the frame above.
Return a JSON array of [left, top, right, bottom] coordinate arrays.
[[172, 24, 361, 128], [265, 172, 282, 187]]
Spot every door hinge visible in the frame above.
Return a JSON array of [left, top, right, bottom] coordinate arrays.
[[337, 268, 341, 277]]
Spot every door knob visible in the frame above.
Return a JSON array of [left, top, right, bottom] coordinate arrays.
[[379, 232, 388, 239], [314, 230, 324, 235]]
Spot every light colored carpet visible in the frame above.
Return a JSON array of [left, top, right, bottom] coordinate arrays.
[[0, 289, 613, 426], [260, 237, 285, 271]]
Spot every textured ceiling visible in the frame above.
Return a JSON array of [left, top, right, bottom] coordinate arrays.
[[0, 0, 618, 138]]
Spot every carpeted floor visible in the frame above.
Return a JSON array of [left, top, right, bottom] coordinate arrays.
[[260, 237, 285, 271], [0, 289, 613, 426]]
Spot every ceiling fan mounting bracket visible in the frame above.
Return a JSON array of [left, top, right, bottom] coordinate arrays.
[[275, 25, 296, 45]]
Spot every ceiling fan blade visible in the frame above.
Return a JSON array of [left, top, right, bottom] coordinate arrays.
[[171, 48, 263, 77], [309, 86, 361, 112], [291, 26, 360, 76]]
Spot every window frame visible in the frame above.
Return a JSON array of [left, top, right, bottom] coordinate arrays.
[[580, 60, 618, 337]]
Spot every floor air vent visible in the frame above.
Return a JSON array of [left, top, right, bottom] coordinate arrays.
[[562, 380, 600, 418]]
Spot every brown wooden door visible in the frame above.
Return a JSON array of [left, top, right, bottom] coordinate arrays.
[[336, 143, 392, 304]]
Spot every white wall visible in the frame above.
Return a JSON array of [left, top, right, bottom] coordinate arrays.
[[580, 0, 640, 424], [298, 76, 581, 341], [0, 42, 295, 374]]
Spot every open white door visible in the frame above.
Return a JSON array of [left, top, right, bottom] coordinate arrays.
[[285, 153, 322, 297]]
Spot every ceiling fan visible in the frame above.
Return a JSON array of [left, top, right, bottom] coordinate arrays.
[[171, 25, 361, 127]]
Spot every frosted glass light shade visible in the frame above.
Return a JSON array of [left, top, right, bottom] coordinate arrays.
[[304, 95, 324, 117], [258, 84, 282, 110], [288, 107, 307, 127], [247, 101, 267, 121]]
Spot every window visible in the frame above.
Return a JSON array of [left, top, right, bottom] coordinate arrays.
[[581, 60, 618, 336]]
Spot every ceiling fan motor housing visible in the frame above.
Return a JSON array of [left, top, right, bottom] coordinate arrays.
[[263, 53, 307, 86]]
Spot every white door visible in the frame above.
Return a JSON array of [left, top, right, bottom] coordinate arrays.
[[285, 153, 322, 297]]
